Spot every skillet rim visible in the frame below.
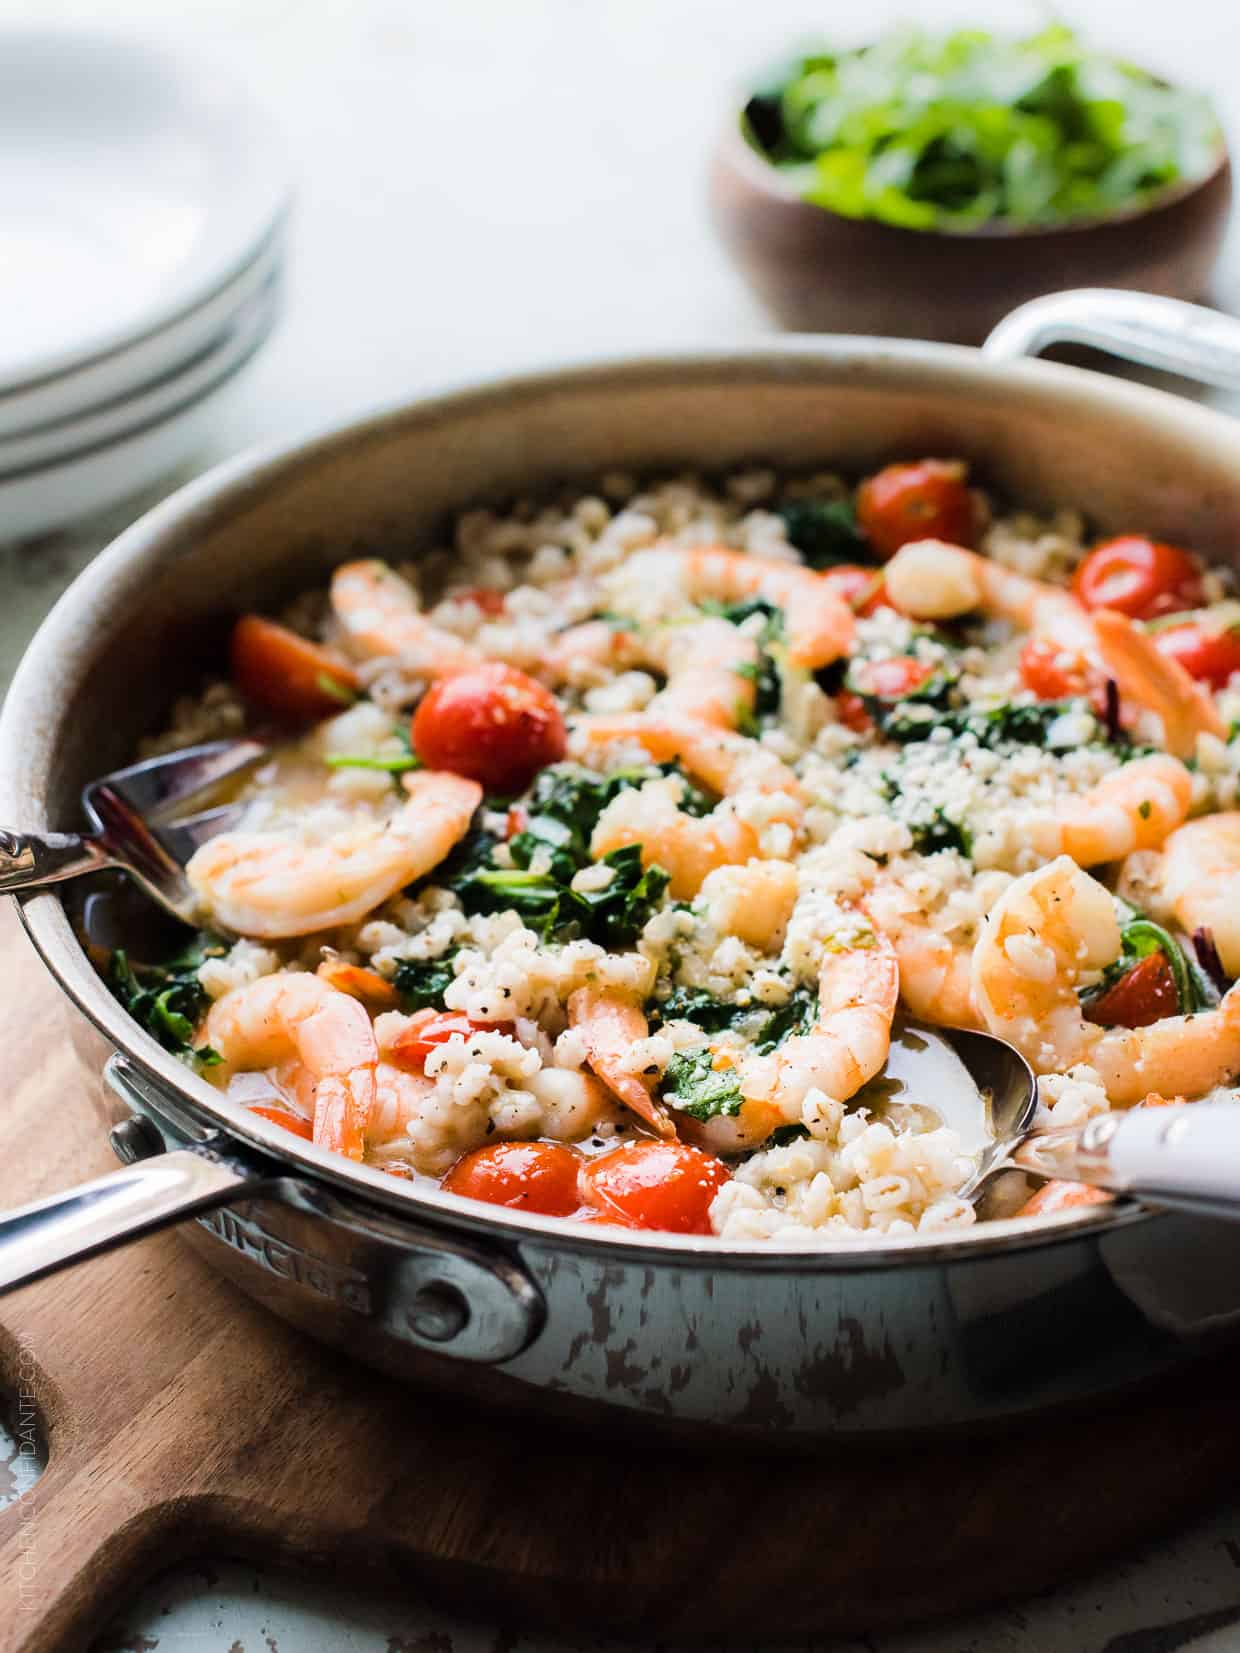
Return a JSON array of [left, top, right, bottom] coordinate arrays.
[[9, 333, 1234, 1266]]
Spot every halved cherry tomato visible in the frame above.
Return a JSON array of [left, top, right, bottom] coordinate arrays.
[[230, 615, 359, 724], [579, 1141, 731, 1235], [411, 662, 567, 795], [506, 804, 529, 839], [442, 1141, 583, 1216], [1153, 620, 1240, 689], [1083, 951, 1179, 1029], [389, 1011, 514, 1072], [824, 565, 889, 617], [1018, 636, 1096, 701], [835, 691, 873, 734], [458, 587, 507, 616], [1017, 1180, 1111, 1218], [1072, 536, 1205, 620], [248, 1105, 314, 1141], [855, 460, 978, 561], [849, 656, 935, 699]]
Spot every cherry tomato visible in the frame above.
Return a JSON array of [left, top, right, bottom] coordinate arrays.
[[442, 1141, 583, 1216], [1154, 621, 1240, 689], [248, 1105, 314, 1141], [1018, 636, 1096, 701], [506, 804, 529, 839], [824, 565, 889, 617], [1083, 951, 1179, 1029], [849, 656, 935, 699], [579, 1141, 731, 1235], [855, 460, 978, 560], [1072, 536, 1205, 620], [390, 1011, 514, 1071], [835, 691, 873, 734], [458, 587, 507, 615], [411, 662, 567, 794], [230, 615, 359, 725], [1018, 1180, 1112, 1218]]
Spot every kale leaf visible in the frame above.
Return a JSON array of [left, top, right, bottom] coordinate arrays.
[[453, 845, 670, 947], [108, 931, 226, 1068], [393, 949, 461, 1011], [661, 1047, 745, 1120], [778, 497, 870, 568], [907, 805, 973, 858], [651, 983, 819, 1054]]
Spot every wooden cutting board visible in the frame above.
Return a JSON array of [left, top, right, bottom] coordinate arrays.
[[3, 899, 1240, 1653]]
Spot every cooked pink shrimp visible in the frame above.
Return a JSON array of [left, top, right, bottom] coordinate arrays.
[[971, 856, 1240, 1103], [567, 987, 674, 1136], [331, 560, 481, 673], [549, 613, 761, 728], [1156, 813, 1240, 977], [690, 927, 900, 1153], [865, 879, 982, 1029], [577, 715, 803, 899], [187, 769, 482, 938], [1092, 609, 1226, 759], [615, 544, 854, 670], [884, 539, 1093, 646], [207, 973, 378, 1159], [1047, 753, 1194, 866]]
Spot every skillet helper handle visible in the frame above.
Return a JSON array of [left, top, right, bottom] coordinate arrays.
[[0, 828, 109, 895], [0, 1145, 259, 1294], [984, 288, 1240, 390], [1016, 1103, 1240, 1223]]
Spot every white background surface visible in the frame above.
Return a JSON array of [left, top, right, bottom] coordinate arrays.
[[6, 0, 1240, 1648]]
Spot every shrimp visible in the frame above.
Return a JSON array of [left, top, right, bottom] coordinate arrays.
[[865, 877, 982, 1029], [884, 539, 1093, 646], [331, 560, 480, 673], [1049, 753, 1193, 865], [884, 542, 1225, 757], [698, 859, 800, 952], [1156, 813, 1240, 977], [971, 856, 1240, 1103], [549, 615, 761, 729], [615, 544, 854, 670], [1092, 609, 1226, 759], [567, 987, 674, 1135], [691, 927, 900, 1153], [207, 973, 378, 1159], [187, 769, 482, 938], [577, 715, 803, 898]]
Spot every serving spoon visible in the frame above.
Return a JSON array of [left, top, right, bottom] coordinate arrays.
[[0, 738, 266, 923], [937, 1025, 1240, 1222]]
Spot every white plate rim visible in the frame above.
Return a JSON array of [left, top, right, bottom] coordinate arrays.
[[0, 23, 292, 395]]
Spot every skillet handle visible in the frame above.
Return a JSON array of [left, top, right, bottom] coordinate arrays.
[[1015, 1103, 1240, 1224], [0, 1139, 262, 1294], [984, 288, 1240, 390]]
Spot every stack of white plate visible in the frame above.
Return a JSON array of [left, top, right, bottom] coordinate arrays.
[[0, 28, 290, 542]]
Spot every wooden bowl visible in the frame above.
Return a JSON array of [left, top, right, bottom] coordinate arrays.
[[709, 119, 1233, 344]]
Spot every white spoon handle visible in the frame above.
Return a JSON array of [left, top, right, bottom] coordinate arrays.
[[1026, 1103, 1240, 1222]]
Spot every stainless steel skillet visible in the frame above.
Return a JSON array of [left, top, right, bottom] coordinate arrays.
[[6, 288, 1240, 1440]]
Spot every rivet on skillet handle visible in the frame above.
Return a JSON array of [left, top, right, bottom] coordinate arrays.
[[984, 288, 1240, 389], [104, 1053, 545, 1364]]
